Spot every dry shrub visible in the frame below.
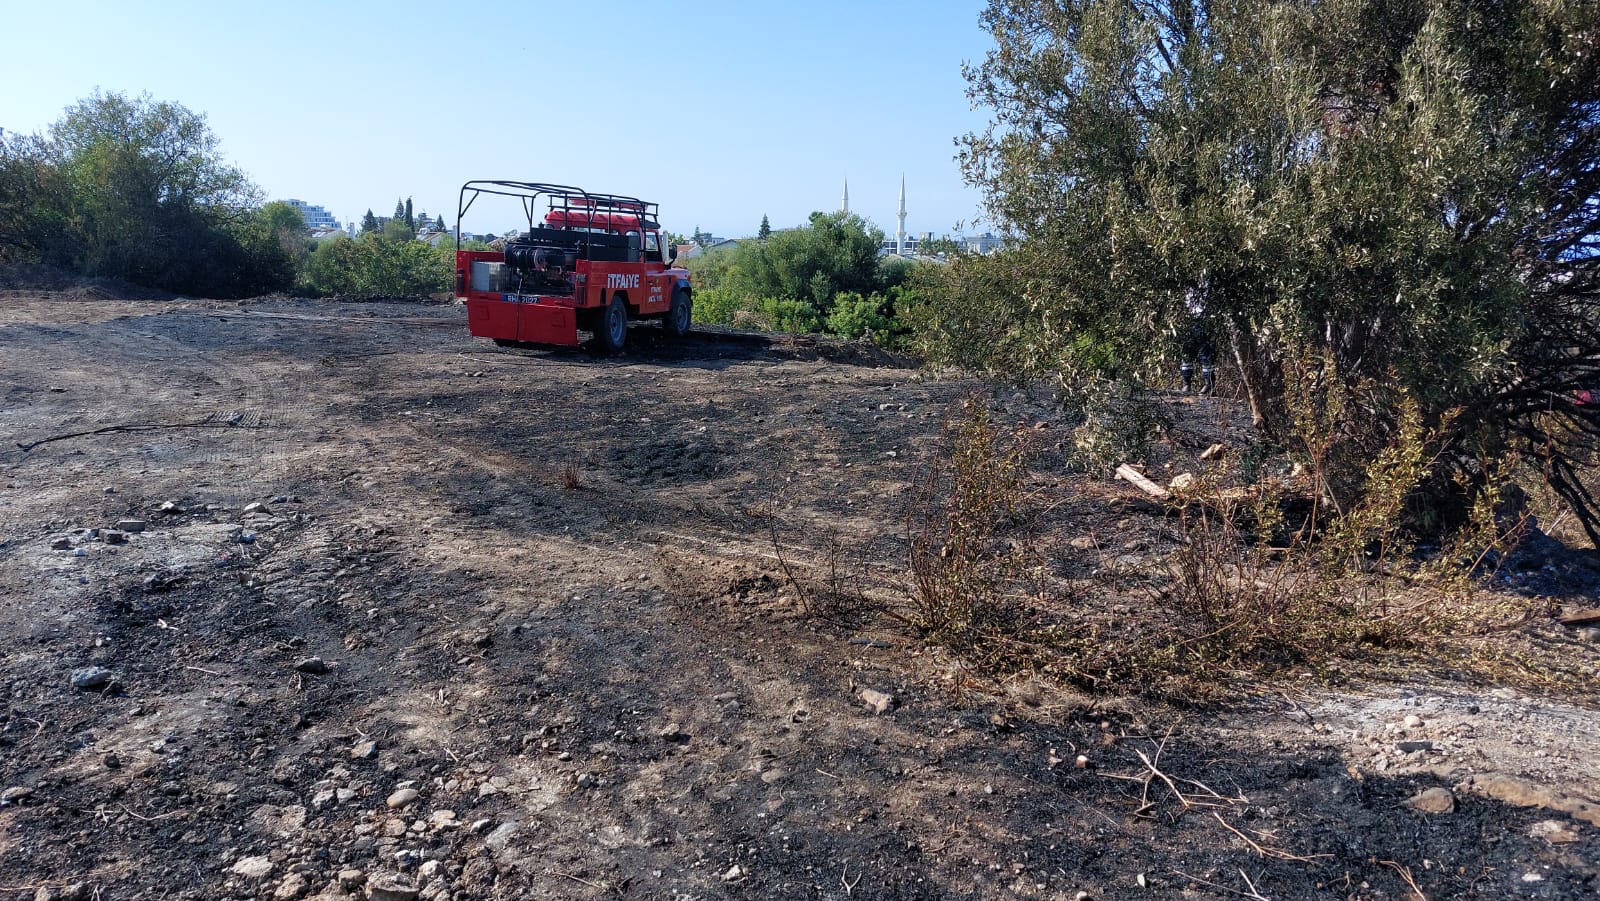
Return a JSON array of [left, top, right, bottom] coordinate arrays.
[[1119, 387, 1529, 694], [897, 386, 1533, 700], [903, 397, 1061, 670], [558, 462, 582, 490], [767, 501, 877, 623]]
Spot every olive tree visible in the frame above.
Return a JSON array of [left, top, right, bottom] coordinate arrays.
[[956, 0, 1600, 537]]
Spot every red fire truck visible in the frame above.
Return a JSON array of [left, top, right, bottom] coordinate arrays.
[[453, 181, 691, 351]]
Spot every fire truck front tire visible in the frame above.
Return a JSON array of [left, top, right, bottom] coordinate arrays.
[[596, 295, 628, 351], [665, 289, 692, 337]]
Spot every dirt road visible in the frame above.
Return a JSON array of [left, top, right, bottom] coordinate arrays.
[[1, 292, 1595, 900]]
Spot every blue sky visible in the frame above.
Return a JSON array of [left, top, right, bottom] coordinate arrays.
[[1, 0, 996, 239]]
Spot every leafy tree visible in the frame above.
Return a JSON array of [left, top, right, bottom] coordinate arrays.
[[236, 201, 310, 294], [4, 90, 290, 296], [382, 216, 415, 243], [758, 214, 771, 241], [722, 211, 883, 313], [434, 214, 446, 232], [957, 0, 1600, 536], [0, 131, 73, 264], [361, 209, 378, 234], [878, 253, 915, 290], [916, 235, 963, 258], [686, 212, 926, 338]]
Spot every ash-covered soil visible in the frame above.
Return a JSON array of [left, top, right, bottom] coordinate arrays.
[[0, 292, 1596, 900]]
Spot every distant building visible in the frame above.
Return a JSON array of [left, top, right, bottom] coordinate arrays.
[[962, 233, 1004, 254], [283, 199, 339, 231], [878, 231, 1003, 258]]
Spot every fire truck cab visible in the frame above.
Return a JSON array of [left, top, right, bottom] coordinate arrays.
[[453, 181, 691, 351]]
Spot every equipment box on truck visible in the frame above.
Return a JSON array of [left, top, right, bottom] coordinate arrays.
[[454, 181, 691, 351]]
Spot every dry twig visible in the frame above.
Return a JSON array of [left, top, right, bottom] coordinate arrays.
[[1170, 869, 1271, 900], [552, 871, 604, 890], [840, 861, 862, 896], [1213, 811, 1329, 862], [121, 805, 184, 822], [1380, 860, 1427, 901]]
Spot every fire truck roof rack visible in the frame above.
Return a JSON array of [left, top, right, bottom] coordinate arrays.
[[455, 181, 661, 249]]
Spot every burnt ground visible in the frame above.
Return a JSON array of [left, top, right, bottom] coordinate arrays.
[[0, 291, 1597, 901]]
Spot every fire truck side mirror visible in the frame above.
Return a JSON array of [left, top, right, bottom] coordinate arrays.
[[668, 244, 678, 263]]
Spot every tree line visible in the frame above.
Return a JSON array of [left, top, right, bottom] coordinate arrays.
[[0, 91, 450, 298]]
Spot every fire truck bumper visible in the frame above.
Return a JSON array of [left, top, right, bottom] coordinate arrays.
[[466, 297, 579, 347]]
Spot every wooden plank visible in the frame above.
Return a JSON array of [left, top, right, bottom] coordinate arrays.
[[1559, 608, 1600, 627], [1115, 463, 1171, 499]]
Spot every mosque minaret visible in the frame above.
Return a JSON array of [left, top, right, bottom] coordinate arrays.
[[896, 176, 907, 256]]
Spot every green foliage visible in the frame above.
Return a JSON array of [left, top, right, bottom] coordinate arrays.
[[954, 0, 1600, 540], [234, 201, 310, 295], [686, 211, 925, 340], [1066, 379, 1170, 471], [689, 284, 742, 326], [722, 211, 882, 312], [758, 214, 771, 241], [682, 244, 738, 291], [1, 92, 465, 301], [878, 254, 915, 290], [750, 297, 821, 334], [904, 248, 1063, 373], [381, 217, 415, 243], [300, 234, 449, 298], [0, 90, 296, 296], [825, 292, 892, 339], [0, 131, 73, 264]]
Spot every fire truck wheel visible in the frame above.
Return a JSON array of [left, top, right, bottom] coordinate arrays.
[[596, 295, 628, 351], [666, 289, 692, 337]]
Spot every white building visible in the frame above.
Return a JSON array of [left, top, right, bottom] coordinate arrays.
[[962, 233, 1004, 254], [282, 199, 340, 231]]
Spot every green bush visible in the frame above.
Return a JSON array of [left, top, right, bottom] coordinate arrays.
[[691, 289, 821, 335], [752, 297, 821, 334], [300, 234, 449, 297], [690, 284, 744, 326], [826, 292, 892, 339]]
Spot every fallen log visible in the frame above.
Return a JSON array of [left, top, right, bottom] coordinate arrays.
[[1115, 464, 1171, 499], [1559, 608, 1600, 627]]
